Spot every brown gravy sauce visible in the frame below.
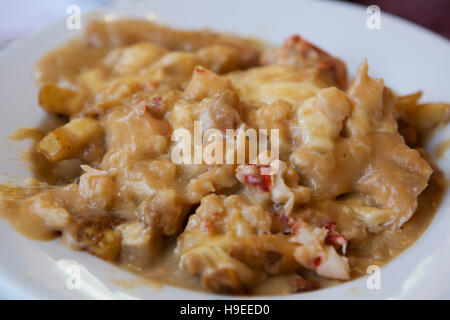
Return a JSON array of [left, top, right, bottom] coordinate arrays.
[[0, 184, 56, 240]]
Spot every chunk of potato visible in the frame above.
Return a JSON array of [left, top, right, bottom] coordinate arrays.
[[38, 83, 84, 116], [196, 45, 238, 74], [117, 221, 162, 268], [229, 235, 299, 274], [36, 117, 102, 162], [202, 268, 246, 295], [87, 229, 122, 262], [63, 212, 123, 262]]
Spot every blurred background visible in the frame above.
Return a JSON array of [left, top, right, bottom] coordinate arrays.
[[349, 0, 450, 39], [0, 0, 449, 48]]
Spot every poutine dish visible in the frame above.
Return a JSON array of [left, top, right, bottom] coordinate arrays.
[[0, 19, 448, 295]]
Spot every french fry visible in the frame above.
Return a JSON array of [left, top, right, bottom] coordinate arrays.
[[38, 83, 84, 116], [87, 229, 121, 262], [36, 117, 102, 162], [396, 92, 450, 131], [408, 103, 450, 131]]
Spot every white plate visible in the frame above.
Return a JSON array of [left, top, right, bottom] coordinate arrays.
[[0, 0, 449, 299]]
